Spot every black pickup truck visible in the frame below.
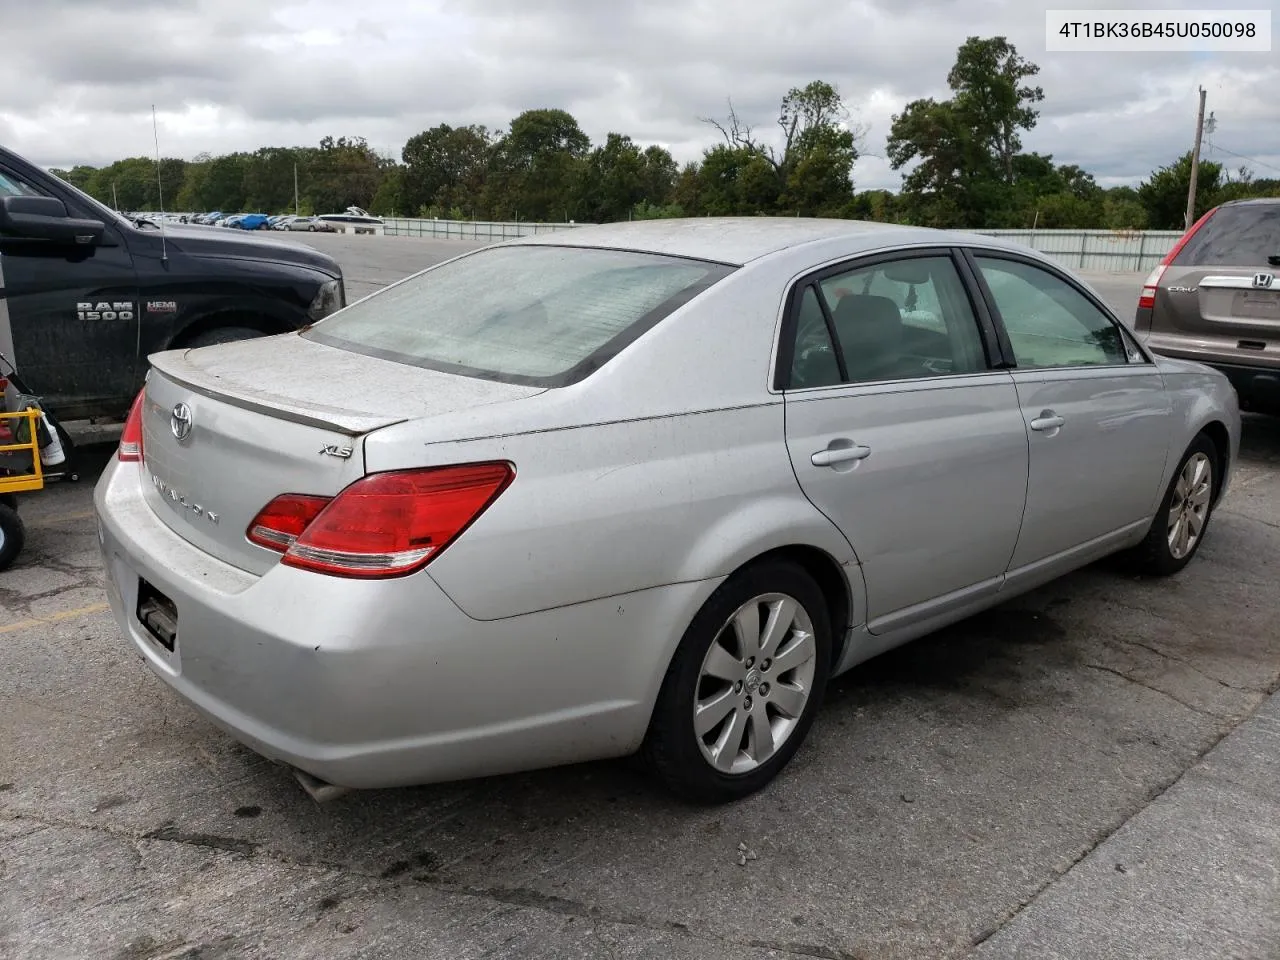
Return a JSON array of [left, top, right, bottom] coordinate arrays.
[[0, 145, 345, 421]]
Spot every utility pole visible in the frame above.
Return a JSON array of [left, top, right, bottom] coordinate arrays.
[[294, 163, 299, 216], [1185, 86, 1207, 229]]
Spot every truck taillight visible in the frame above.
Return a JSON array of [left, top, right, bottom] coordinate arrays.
[[118, 391, 146, 462], [1139, 207, 1218, 310], [246, 462, 514, 578]]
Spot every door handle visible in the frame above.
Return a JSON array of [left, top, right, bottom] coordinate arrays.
[[1030, 411, 1065, 432], [811, 444, 871, 467]]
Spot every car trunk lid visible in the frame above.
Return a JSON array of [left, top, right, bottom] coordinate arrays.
[[140, 334, 544, 574], [1160, 204, 1280, 363]]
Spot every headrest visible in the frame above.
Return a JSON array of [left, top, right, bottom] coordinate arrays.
[[832, 294, 903, 352]]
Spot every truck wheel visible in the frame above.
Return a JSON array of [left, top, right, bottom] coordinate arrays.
[[185, 326, 264, 349], [0, 502, 25, 572]]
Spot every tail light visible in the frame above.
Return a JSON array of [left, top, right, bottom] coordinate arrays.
[[118, 391, 146, 462], [246, 462, 514, 578], [1138, 207, 1218, 310], [246, 494, 331, 551]]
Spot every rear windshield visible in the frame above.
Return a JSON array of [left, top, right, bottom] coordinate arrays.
[[1174, 205, 1280, 267], [304, 245, 734, 387]]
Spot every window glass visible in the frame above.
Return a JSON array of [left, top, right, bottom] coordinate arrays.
[[305, 245, 733, 386], [0, 169, 43, 198], [811, 256, 988, 384], [975, 257, 1129, 369], [788, 285, 841, 388], [1174, 205, 1280, 267]]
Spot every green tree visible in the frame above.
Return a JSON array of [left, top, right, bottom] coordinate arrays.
[[640, 145, 678, 207], [203, 153, 249, 212], [1138, 152, 1224, 229], [888, 37, 1044, 227], [485, 109, 590, 220], [574, 133, 652, 222], [401, 124, 493, 215], [947, 36, 1044, 184], [886, 98, 974, 226], [308, 136, 385, 213], [702, 81, 860, 216]]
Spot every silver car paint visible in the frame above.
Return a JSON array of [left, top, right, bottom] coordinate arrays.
[[782, 372, 1029, 629], [1005, 365, 1173, 570], [94, 218, 1241, 791]]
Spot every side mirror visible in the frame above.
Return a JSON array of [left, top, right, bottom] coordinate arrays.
[[0, 195, 105, 245]]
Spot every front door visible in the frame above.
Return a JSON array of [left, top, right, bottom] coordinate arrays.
[[967, 252, 1174, 571], [781, 250, 1030, 633], [0, 164, 139, 417]]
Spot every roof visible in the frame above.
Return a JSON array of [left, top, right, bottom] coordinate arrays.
[[508, 217, 955, 266], [1221, 196, 1280, 208]]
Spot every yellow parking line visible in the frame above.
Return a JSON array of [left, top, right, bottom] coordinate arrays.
[[0, 602, 111, 635]]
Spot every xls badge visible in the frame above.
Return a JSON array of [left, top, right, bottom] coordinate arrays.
[[77, 301, 135, 321]]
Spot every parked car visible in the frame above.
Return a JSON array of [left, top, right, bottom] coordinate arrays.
[[94, 218, 1240, 804], [1135, 198, 1280, 413], [1, 144, 346, 421], [285, 216, 337, 233], [234, 214, 271, 231]]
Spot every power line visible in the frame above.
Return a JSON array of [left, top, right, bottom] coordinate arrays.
[[1204, 139, 1280, 176]]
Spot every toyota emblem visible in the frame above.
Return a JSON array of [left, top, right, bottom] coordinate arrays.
[[170, 402, 193, 441]]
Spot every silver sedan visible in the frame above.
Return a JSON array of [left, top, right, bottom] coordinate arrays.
[[94, 218, 1241, 803]]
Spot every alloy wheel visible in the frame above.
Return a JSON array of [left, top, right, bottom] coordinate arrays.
[[1167, 451, 1213, 560], [693, 593, 818, 775]]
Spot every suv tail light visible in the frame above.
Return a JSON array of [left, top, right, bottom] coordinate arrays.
[[1139, 207, 1218, 310], [118, 391, 146, 462], [246, 462, 514, 578]]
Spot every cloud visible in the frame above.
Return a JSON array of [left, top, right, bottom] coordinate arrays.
[[0, 0, 1275, 190]]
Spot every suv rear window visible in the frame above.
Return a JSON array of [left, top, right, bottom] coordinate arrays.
[[1174, 204, 1280, 267], [304, 245, 733, 387]]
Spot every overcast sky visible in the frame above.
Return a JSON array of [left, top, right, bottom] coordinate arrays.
[[0, 0, 1276, 192]]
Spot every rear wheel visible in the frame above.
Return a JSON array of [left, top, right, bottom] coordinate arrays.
[[1128, 433, 1219, 576], [184, 326, 264, 349], [643, 560, 832, 803], [0, 502, 25, 572]]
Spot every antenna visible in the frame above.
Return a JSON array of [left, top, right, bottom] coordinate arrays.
[[151, 104, 168, 262]]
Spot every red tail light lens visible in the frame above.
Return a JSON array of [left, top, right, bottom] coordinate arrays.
[[248, 462, 514, 578], [1139, 207, 1218, 310], [247, 494, 331, 551], [118, 391, 146, 462]]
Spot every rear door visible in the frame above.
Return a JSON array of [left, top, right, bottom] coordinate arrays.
[[0, 162, 139, 416], [1153, 203, 1280, 369], [780, 249, 1030, 634], [966, 250, 1173, 575]]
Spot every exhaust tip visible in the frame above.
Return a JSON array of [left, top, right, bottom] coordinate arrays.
[[292, 767, 353, 803]]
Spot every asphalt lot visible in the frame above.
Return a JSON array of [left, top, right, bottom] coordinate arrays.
[[3, 233, 1279, 960]]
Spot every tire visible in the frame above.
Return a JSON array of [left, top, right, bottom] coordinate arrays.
[[184, 326, 264, 349], [0, 502, 25, 572], [1127, 432, 1220, 577], [308, 225, 317, 232], [643, 560, 832, 803]]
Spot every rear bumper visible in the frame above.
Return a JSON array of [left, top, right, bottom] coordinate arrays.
[[1209, 363, 1280, 411], [1142, 338, 1280, 410], [94, 457, 719, 789]]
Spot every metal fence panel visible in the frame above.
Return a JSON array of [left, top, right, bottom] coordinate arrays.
[[381, 220, 1184, 272], [971, 229, 1183, 272]]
